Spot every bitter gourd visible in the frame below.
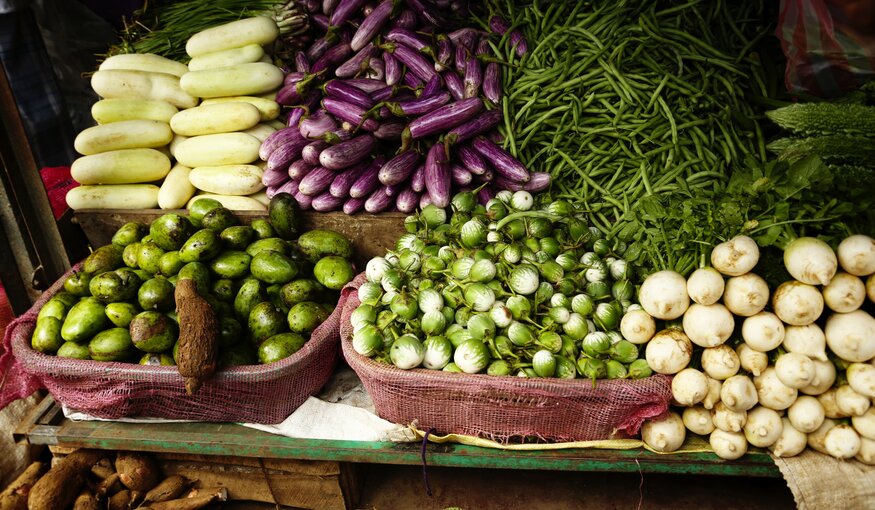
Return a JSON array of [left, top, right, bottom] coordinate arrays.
[[767, 135, 875, 165], [766, 103, 875, 137]]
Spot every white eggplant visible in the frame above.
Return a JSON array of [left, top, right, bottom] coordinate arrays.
[[641, 412, 686, 453], [683, 406, 715, 436], [787, 395, 826, 433], [741, 311, 785, 352], [770, 418, 808, 458], [723, 273, 769, 317], [782, 324, 828, 362], [772, 281, 824, 326], [638, 270, 690, 320], [686, 267, 725, 305], [754, 367, 798, 411], [682, 303, 734, 348], [822, 272, 866, 313], [824, 310, 875, 363], [710, 235, 759, 277], [784, 236, 838, 286], [836, 234, 875, 277], [701, 344, 740, 380], [709, 429, 748, 460]]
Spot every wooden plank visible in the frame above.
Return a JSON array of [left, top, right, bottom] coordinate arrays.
[[72, 210, 408, 267], [154, 452, 341, 476]]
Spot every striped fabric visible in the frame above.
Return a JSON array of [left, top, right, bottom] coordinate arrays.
[[778, 0, 875, 97]]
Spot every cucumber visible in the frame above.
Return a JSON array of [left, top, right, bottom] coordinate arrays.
[[71, 149, 171, 185], [99, 53, 188, 77], [186, 16, 279, 58], [91, 98, 178, 124], [241, 123, 278, 143], [200, 96, 281, 122], [179, 62, 284, 99], [187, 43, 265, 71], [173, 132, 261, 167], [170, 102, 261, 136], [66, 184, 160, 210], [74, 120, 173, 155], [158, 164, 196, 209], [187, 194, 267, 212], [189, 165, 265, 196], [90, 69, 198, 109]]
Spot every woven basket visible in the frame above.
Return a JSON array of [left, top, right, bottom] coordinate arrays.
[[339, 274, 673, 442], [7, 264, 339, 424]]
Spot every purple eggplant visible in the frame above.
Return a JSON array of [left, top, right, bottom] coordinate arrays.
[[448, 28, 480, 46], [301, 0, 320, 13], [263, 164, 291, 187], [434, 36, 453, 72], [424, 141, 451, 208], [350, 157, 384, 198], [454, 42, 469, 75], [451, 164, 472, 186], [483, 62, 501, 104], [311, 14, 330, 31], [420, 74, 443, 98], [407, 97, 483, 139], [322, 128, 353, 144], [312, 42, 352, 74], [307, 36, 335, 61], [492, 175, 525, 192], [410, 164, 426, 192], [289, 160, 315, 180], [345, 78, 387, 93], [330, 0, 366, 26], [323, 0, 340, 15], [371, 85, 398, 102], [365, 186, 394, 213], [300, 109, 338, 139], [295, 53, 311, 73], [457, 143, 488, 175], [384, 52, 402, 86], [330, 160, 368, 197], [302, 140, 330, 165], [390, 42, 437, 82], [373, 120, 406, 140], [488, 15, 527, 57], [312, 192, 346, 211], [323, 97, 380, 131], [294, 189, 314, 209], [402, 70, 423, 89], [267, 137, 310, 171], [523, 172, 552, 192], [419, 193, 433, 209], [378, 151, 420, 185], [395, 187, 419, 213], [335, 43, 379, 78], [387, 91, 450, 117], [384, 183, 403, 197], [286, 107, 306, 128], [403, 0, 446, 27], [324, 80, 376, 109], [391, 9, 417, 29], [284, 72, 305, 87], [299, 166, 336, 196], [343, 196, 366, 214], [477, 185, 495, 205], [443, 70, 464, 100], [446, 110, 502, 144], [259, 127, 303, 161], [463, 54, 482, 99], [366, 57, 385, 81], [268, 179, 299, 199], [385, 28, 431, 53], [476, 38, 491, 57], [472, 136, 530, 183], [351, 0, 394, 51], [319, 134, 375, 170], [473, 167, 494, 182]]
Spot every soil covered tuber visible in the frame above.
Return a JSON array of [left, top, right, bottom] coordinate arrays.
[[174, 278, 220, 394]]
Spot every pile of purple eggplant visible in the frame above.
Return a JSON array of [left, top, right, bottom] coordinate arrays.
[[259, 0, 550, 214]]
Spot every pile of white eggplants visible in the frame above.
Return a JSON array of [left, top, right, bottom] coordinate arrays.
[[622, 233, 875, 462]]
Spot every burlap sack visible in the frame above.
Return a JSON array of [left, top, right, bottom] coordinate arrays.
[[771, 450, 875, 509]]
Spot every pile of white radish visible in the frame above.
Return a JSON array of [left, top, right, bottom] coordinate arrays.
[[632, 233, 875, 464], [67, 16, 286, 212]]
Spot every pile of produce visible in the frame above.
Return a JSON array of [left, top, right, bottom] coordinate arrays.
[[632, 234, 875, 461], [350, 189, 650, 379], [5, 449, 227, 510], [260, 0, 549, 214], [31, 196, 354, 381]]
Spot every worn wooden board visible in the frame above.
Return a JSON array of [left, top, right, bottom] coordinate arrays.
[[72, 209, 408, 267]]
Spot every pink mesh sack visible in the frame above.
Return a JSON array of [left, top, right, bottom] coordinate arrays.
[[1, 264, 339, 423], [339, 274, 673, 443]]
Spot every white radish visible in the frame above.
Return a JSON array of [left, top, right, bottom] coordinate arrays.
[[682, 406, 715, 436], [837, 234, 875, 277], [741, 311, 785, 353], [852, 407, 875, 440], [784, 236, 838, 286], [824, 424, 861, 459], [847, 362, 875, 398], [754, 367, 798, 411], [712, 402, 747, 432], [782, 324, 828, 362], [638, 271, 690, 320], [770, 418, 808, 458], [723, 273, 770, 317], [856, 437, 875, 465], [774, 352, 816, 389], [686, 267, 725, 305], [701, 344, 740, 380], [736, 343, 769, 377], [709, 429, 748, 460], [702, 376, 722, 410], [818, 388, 850, 419], [671, 368, 709, 406], [682, 303, 734, 348], [772, 281, 824, 326], [799, 359, 837, 396], [822, 272, 866, 313], [788, 395, 825, 433], [710, 235, 759, 276], [835, 385, 871, 417], [807, 418, 837, 455], [743, 406, 783, 448], [720, 375, 758, 413], [824, 310, 875, 362], [619, 309, 656, 345], [644, 329, 693, 375], [641, 412, 686, 453]]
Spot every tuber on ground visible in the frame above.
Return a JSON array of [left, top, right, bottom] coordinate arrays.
[[140, 486, 228, 510], [142, 475, 192, 505], [0, 462, 44, 510], [71, 489, 99, 510], [94, 472, 122, 499], [27, 449, 104, 510], [106, 489, 131, 510], [115, 452, 160, 493], [174, 278, 220, 394]]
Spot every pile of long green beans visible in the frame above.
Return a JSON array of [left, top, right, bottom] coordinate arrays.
[[482, 0, 772, 275]]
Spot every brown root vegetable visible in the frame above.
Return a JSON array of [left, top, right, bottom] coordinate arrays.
[[140, 486, 227, 510], [106, 489, 131, 510], [175, 278, 220, 395], [0, 462, 44, 510], [28, 450, 104, 510], [90, 458, 115, 480], [115, 452, 160, 492], [142, 475, 191, 505], [71, 489, 99, 510], [94, 472, 122, 499]]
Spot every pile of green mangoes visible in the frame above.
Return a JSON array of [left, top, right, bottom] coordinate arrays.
[[30, 194, 356, 367]]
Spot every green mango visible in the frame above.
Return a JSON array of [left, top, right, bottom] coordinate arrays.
[[279, 279, 326, 308], [219, 343, 257, 367], [115, 267, 144, 290], [122, 242, 141, 268], [209, 251, 252, 279], [218, 316, 243, 348], [211, 278, 238, 302], [63, 271, 92, 297], [89, 271, 136, 303], [178, 261, 211, 293], [61, 297, 109, 343], [200, 207, 238, 232], [56, 341, 90, 359], [250, 250, 298, 285], [149, 213, 193, 251], [287, 301, 329, 335], [245, 238, 289, 257], [313, 256, 355, 291], [219, 225, 256, 251], [158, 251, 184, 276], [249, 218, 275, 240], [111, 222, 148, 247], [248, 301, 287, 345], [295, 230, 353, 263], [105, 302, 140, 328], [138, 277, 175, 311], [268, 192, 302, 240], [37, 297, 71, 322], [138, 352, 175, 366], [129, 311, 177, 353], [89, 328, 136, 362], [258, 332, 306, 364], [234, 278, 267, 321], [31, 316, 64, 354], [187, 197, 222, 226], [52, 291, 79, 308], [83, 244, 125, 275], [179, 228, 221, 263], [136, 242, 166, 274]]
